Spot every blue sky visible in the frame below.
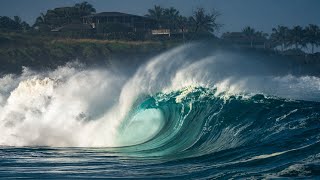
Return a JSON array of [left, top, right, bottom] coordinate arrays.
[[1, 0, 320, 34]]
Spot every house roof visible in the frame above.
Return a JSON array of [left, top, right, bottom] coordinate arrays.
[[83, 12, 154, 20]]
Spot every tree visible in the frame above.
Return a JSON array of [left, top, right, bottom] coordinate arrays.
[[305, 24, 320, 53], [255, 31, 269, 49], [33, 2, 96, 31], [0, 16, 30, 32], [34, 13, 46, 25], [242, 26, 256, 48], [163, 7, 180, 30], [288, 26, 306, 50], [0, 16, 21, 30], [20, 21, 30, 31], [34, 12, 51, 31], [176, 15, 189, 42], [74, 1, 96, 16], [189, 8, 221, 34], [271, 26, 290, 52], [13, 16, 22, 25], [12, 16, 30, 31], [145, 5, 164, 28]]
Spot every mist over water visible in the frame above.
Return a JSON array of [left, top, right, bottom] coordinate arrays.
[[0, 44, 319, 178]]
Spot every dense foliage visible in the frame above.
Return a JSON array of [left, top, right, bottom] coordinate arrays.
[[0, 1, 318, 53], [33, 2, 95, 31], [270, 25, 320, 53], [0, 16, 30, 31], [221, 25, 320, 53]]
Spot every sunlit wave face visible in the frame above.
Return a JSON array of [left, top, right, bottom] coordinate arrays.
[[115, 109, 165, 146]]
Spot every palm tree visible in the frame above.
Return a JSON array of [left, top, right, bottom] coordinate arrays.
[[163, 7, 180, 30], [271, 25, 290, 52], [288, 26, 306, 50], [305, 24, 320, 53], [145, 5, 164, 28], [176, 15, 188, 42], [242, 26, 256, 48], [189, 8, 220, 34]]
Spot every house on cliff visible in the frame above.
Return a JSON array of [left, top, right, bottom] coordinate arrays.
[[51, 11, 180, 38], [82, 12, 157, 32]]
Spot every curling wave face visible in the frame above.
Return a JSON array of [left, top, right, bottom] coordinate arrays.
[[0, 44, 320, 178]]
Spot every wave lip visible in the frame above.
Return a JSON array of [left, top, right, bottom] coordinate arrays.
[[115, 87, 320, 162]]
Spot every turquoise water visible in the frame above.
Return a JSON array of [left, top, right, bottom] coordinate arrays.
[[1, 87, 319, 178], [0, 45, 319, 178]]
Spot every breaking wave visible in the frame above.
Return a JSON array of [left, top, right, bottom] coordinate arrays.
[[0, 44, 319, 177]]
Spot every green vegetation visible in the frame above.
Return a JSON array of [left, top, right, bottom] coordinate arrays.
[[33, 1, 96, 31], [0, 16, 30, 31], [1, 2, 220, 40], [0, 32, 181, 73], [270, 25, 320, 53], [0, 1, 317, 53], [145, 5, 221, 39], [0, 1, 319, 74], [222, 24, 320, 54]]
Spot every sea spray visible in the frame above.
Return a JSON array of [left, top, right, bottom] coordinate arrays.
[[0, 44, 319, 149], [0, 44, 319, 178]]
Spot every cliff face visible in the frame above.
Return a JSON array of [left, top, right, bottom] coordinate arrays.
[[0, 33, 180, 74], [0, 33, 320, 76]]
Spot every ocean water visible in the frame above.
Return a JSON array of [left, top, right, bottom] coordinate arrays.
[[0, 44, 319, 179]]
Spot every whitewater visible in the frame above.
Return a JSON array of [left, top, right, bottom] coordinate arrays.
[[0, 44, 319, 178]]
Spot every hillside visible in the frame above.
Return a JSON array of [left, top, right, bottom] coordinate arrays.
[[0, 32, 182, 73]]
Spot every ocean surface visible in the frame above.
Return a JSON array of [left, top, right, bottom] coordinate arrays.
[[0, 44, 319, 179]]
